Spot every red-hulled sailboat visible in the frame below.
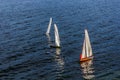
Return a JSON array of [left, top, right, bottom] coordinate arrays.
[[80, 29, 93, 62]]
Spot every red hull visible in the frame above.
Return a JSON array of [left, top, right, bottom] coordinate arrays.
[[80, 56, 93, 62]]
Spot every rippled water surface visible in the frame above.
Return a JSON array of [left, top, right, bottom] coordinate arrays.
[[0, 0, 120, 80]]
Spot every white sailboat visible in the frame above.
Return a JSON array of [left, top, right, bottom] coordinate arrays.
[[46, 17, 52, 35], [54, 24, 60, 48], [80, 29, 93, 62]]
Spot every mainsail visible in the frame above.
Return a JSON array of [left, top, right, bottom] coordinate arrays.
[[46, 17, 52, 34], [85, 29, 92, 57], [81, 39, 86, 58], [54, 24, 60, 47]]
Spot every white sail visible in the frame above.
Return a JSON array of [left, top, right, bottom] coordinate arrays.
[[85, 29, 92, 57], [54, 24, 60, 47], [46, 17, 52, 34], [82, 39, 86, 58], [85, 34, 89, 57]]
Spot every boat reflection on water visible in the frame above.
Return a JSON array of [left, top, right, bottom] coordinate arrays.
[[55, 48, 64, 70], [46, 34, 52, 46], [54, 48, 64, 79], [80, 60, 95, 80]]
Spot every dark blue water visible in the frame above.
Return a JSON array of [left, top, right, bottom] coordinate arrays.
[[0, 0, 120, 80]]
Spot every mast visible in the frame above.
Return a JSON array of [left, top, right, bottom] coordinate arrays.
[[54, 24, 60, 47], [46, 17, 52, 34]]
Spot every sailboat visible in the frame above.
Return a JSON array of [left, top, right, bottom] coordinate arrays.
[[54, 24, 61, 48], [50, 24, 60, 48], [80, 29, 93, 62], [46, 17, 52, 35], [50, 24, 61, 48]]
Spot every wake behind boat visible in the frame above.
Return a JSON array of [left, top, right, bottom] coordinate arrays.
[[80, 29, 93, 62]]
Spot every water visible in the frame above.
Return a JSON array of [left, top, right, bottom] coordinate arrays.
[[0, 0, 120, 80]]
